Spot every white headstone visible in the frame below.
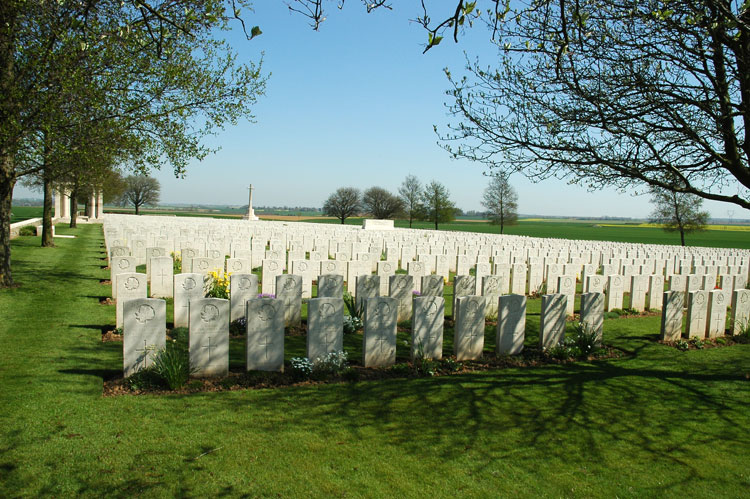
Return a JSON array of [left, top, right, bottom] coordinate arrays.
[[686, 290, 709, 338], [116, 273, 147, 329], [229, 273, 258, 322], [246, 298, 284, 371], [660, 291, 684, 341], [580, 292, 604, 344], [189, 298, 229, 377], [539, 294, 567, 349], [412, 296, 444, 360], [123, 298, 166, 377], [496, 294, 526, 355], [362, 297, 398, 367], [307, 298, 344, 362], [454, 295, 486, 361], [174, 273, 205, 328]]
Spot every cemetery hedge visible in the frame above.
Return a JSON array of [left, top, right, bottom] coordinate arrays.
[[2, 224, 750, 496]]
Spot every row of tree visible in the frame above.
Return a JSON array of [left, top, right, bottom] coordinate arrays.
[[0, 2, 266, 287], [322, 174, 522, 232], [323, 176, 461, 230]]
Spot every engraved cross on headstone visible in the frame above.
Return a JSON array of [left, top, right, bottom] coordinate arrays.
[[202, 336, 214, 362], [135, 340, 155, 370], [156, 268, 170, 287], [259, 334, 273, 360]]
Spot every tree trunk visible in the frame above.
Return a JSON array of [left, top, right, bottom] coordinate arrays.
[[409, 214, 413, 228], [135, 203, 140, 215], [680, 229, 685, 246], [0, 161, 15, 287], [41, 175, 54, 247], [0, 5, 18, 287], [69, 188, 78, 228]]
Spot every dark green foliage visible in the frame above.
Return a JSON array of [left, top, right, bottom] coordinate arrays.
[[18, 226, 36, 237], [151, 341, 193, 390]]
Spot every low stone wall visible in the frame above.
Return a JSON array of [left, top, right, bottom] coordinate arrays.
[[9, 218, 42, 239]]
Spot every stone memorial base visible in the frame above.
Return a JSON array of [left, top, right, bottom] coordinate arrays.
[[362, 219, 394, 230]]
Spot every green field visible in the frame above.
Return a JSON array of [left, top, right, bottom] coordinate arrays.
[[2, 225, 750, 496], [9, 206, 43, 224], [309, 217, 750, 249]]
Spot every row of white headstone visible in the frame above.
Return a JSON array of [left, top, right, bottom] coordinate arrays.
[[660, 288, 750, 340], [102, 215, 749, 277], [121, 289, 605, 377]]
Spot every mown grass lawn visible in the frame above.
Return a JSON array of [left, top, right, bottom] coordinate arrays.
[[1, 225, 749, 496]]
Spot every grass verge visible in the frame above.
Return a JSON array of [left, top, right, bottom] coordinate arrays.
[[1, 225, 749, 496]]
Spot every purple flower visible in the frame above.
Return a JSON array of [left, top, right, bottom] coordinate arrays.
[[257, 293, 276, 299]]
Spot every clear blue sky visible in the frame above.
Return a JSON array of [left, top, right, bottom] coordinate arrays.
[[12, 1, 740, 219]]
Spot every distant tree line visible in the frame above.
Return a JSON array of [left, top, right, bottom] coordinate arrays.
[[322, 175, 462, 230]]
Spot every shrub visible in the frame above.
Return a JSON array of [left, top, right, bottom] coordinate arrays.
[[151, 341, 194, 390], [313, 351, 349, 376], [343, 315, 363, 334], [229, 317, 246, 336], [290, 351, 350, 381], [19, 225, 36, 236], [675, 339, 690, 351], [546, 337, 581, 360], [289, 357, 314, 381]]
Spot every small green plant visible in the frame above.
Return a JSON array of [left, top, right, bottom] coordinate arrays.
[[715, 337, 727, 345], [343, 292, 364, 333], [343, 315, 363, 334], [151, 341, 195, 390], [312, 350, 349, 378], [343, 291, 363, 319], [229, 317, 246, 336], [413, 340, 437, 377], [441, 357, 462, 372], [604, 311, 621, 319], [546, 337, 581, 360], [530, 282, 546, 298], [733, 318, 750, 341], [675, 339, 690, 351], [573, 322, 600, 356], [125, 367, 164, 391], [289, 357, 314, 381], [690, 337, 705, 349]]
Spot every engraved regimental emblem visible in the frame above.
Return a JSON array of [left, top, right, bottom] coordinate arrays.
[[135, 305, 155, 324], [259, 304, 275, 322], [124, 277, 140, 291], [200, 304, 220, 323], [182, 277, 197, 291]]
